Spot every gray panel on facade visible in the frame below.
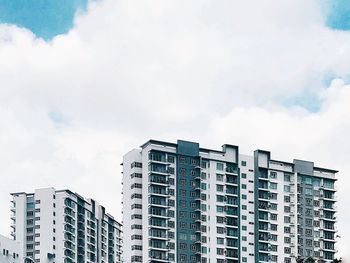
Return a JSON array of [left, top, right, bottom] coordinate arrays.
[[177, 140, 199, 156], [294, 159, 314, 176]]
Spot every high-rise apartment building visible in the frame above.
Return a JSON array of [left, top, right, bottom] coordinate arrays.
[[122, 139, 338, 263], [0, 234, 20, 263], [10, 188, 122, 263]]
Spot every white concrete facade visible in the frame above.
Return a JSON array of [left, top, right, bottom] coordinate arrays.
[[0, 234, 20, 263], [122, 139, 338, 263], [11, 188, 122, 263]]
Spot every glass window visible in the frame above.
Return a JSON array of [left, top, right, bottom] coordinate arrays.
[[216, 163, 224, 171], [216, 206, 224, 213], [216, 174, 224, 181], [284, 185, 291, 192], [216, 185, 224, 192], [270, 183, 277, 190], [284, 174, 291, 182], [217, 238, 224, 245], [270, 171, 277, 179]]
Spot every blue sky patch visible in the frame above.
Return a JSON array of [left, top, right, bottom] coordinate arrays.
[[0, 0, 88, 40], [322, 0, 350, 30], [284, 91, 322, 113]]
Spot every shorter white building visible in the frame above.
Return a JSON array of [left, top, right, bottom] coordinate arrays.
[[11, 188, 122, 263], [0, 234, 20, 263]]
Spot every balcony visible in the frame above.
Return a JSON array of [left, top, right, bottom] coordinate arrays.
[[320, 205, 337, 212], [225, 167, 238, 175], [226, 178, 238, 185]]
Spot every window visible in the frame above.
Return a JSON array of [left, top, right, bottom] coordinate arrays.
[[270, 224, 277, 231], [167, 155, 175, 163], [284, 216, 290, 223], [270, 214, 278, 220], [180, 189, 186, 197], [216, 195, 225, 202], [216, 174, 224, 181], [217, 227, 224, 234], [306, 218, 313, 227], [131, 193, 142, 199], [305, 188, 313, 195], [305, 229, 312, 236], [217, 163, 224, 171], [131, 162, 142, 168], [216, 216, 224, 224], [217, 238, 224, 244], [216, 206, 224, 213], [131, 173, 142, 178], [216, 185, 224, 192], [131, 214, 142, 220], [241, 173, 247, 179], [284, 174, 291, 182], [270, 193, 277, 200], [270, 203, 278, 210], [284, 196, 290, 203], [217, 248, 224, 255], [131, 183, 142, 189], [284, 185, 291, 192], [242, 184, 247, 189], [270, 245, 277, 252], [270, 183, 277, 190], [270, 171, 277, 179], [241, 161, 247, 166], [305, 198, 312, 206]]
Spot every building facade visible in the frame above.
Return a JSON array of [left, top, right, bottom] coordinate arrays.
[[11, 188, 122, 263], [122, 139, 338, 263], [0, 234, 20, 263]]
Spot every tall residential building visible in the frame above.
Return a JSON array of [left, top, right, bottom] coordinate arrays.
[[10, 188, 122, 263], [122, 139, 338, 263], [0, 234, 20, 263]]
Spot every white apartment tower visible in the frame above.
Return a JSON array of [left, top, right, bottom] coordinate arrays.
[[122, 139, 338, 263], [10, 188, 122, 263]]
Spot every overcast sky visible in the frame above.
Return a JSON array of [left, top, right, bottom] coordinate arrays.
[[1, 0, 350, 259]]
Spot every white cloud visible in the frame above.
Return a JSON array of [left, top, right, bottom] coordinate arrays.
[[1, 0, 350, 259]]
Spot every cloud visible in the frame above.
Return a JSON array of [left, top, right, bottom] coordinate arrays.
[[1, 0, 350, 259]]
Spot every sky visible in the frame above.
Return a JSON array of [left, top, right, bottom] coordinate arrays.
[[0, 0, 350, 259]]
